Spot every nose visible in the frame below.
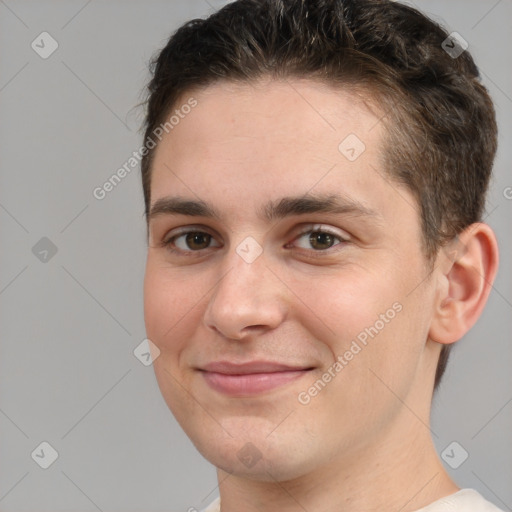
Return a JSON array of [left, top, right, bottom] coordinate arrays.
[[203, 246, 288, 341]]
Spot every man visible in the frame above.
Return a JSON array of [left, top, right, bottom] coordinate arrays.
[[141, 0, 502, 510]]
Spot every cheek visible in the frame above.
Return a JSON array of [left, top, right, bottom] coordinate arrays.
[[327, 280, 432, 406], [286, 265, 396, 348], [143, 257, 200, 355], [289, 264, 426, 400], [143, 259, 205, 421]]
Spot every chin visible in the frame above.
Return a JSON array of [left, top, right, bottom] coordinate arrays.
[[189, 424, 323, 483]]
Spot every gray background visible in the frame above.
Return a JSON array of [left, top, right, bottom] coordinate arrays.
[[0, 1, 510, 511]]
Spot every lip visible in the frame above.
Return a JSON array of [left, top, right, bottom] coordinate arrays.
[[198, 360, 314, 396]]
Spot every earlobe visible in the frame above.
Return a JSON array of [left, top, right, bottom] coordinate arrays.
[[429, 223, 499, 345]]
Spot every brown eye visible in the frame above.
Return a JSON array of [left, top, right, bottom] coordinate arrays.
[[308, 231, 337, 250], [184, 232, 212, 250], [164, 230, 221, 253], [292, 228, 346, 252]]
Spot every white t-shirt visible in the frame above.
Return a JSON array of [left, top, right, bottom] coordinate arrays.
[[200, 488, 505, 512]]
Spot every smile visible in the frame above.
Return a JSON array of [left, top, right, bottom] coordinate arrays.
[[198, 361, 314, 396]]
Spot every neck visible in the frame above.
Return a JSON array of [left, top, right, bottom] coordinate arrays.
[[216, 408, 458, 512]]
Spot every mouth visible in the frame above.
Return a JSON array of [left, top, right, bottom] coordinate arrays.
[[198, 361, 315, 396]]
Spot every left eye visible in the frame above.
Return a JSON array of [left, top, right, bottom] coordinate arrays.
[[292, 230, 346, 251]]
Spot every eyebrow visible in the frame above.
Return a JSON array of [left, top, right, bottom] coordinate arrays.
[[148, 193, 381, 224]]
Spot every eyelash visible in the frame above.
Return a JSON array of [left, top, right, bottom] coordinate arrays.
[[161, 225, 348, 258]]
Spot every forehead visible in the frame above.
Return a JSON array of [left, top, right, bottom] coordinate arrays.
[[148, 78, 414, 227], [152, 79, 382, 169], [160, 78, 383, 155]]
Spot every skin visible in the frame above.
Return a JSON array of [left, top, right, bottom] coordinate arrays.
[[143, 78, 499, 512]]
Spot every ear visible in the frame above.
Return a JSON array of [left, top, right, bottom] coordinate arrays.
[[429, 222, 499, 345]]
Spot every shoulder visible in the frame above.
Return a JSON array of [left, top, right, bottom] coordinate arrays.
[[197, 490, 504, 512], [199, 496, 220, 512], [416, 488, 505, 512]]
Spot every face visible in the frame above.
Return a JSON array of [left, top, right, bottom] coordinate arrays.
[[143, 79, 439, 482]]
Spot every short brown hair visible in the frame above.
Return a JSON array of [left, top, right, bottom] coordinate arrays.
[[140, 0, 498, 390]]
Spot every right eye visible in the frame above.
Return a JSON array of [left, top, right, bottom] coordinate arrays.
[[163, 230, 222, 255]]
